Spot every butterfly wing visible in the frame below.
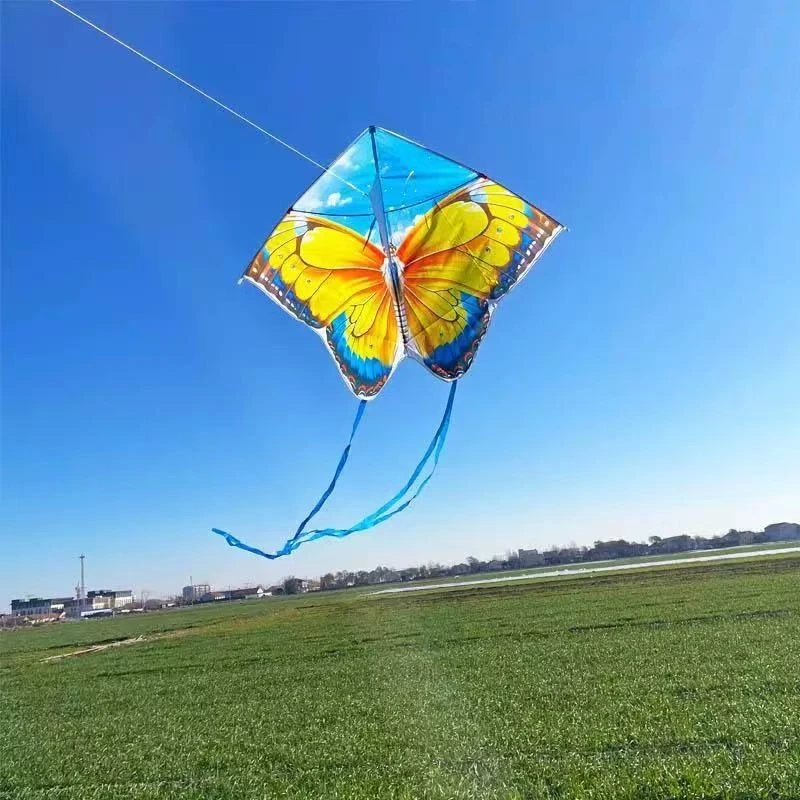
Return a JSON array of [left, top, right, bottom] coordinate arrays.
[[244, 212, 400, 398], [397, 177, 563, 380]]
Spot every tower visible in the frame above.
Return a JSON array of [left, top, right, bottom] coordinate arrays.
[[79, 554, 85, 602]]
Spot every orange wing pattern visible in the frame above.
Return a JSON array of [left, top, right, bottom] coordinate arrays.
[[244, 213, 401, 398], [397, 178, 563, 380]]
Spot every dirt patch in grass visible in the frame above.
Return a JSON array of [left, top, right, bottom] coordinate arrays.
[[40, 627, 194, 663]]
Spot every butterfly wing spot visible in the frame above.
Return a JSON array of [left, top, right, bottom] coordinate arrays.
[[267, 240, 296, 269]]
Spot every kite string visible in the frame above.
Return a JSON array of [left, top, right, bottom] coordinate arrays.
[[45, 0, 365, 196]]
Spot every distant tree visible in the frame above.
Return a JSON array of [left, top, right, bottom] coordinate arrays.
[[589, 539, 645, 560], [320, 573, 337, 591], [354, 571, 371, 586], [334, 570, 354, 588], [719, 529, 743, 547]]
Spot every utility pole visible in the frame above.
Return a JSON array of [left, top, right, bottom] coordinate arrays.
[[79, 554, 86, 603]]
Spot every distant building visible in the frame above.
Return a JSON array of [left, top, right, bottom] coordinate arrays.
[[11, 597, 72, 619], [764, 522, 800, 542], [182, 584, 211, 603], [201, 591, 229, 602], [12, 590, 132, 620], [63, 598, 91, 619], [87, 590, 133, 609], [518, 549, 545, 568], [228, 586, 269, 600]]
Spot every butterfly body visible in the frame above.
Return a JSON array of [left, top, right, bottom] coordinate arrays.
[[383, 253, 411, 351]]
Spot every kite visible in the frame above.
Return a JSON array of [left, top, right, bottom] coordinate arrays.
[[214, 126, 564, 559]]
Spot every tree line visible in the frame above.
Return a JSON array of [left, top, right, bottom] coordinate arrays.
[[294, 522, 800, 592]]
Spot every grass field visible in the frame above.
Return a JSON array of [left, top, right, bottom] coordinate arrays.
[[2, 556, 800, 799]]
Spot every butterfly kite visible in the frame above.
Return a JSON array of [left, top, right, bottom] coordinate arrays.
[[214, 127, 564, 559]]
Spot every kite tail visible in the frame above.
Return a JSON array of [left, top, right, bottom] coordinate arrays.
[[212, 398, 366, 560], [213, 381, 458, 559], [289, 399, 367, 543]]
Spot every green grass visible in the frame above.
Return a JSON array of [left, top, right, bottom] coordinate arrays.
[[2, 557, 800, 799]]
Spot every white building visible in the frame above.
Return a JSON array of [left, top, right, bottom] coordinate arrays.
[[87, 590, 134, 609], [12, 590, 133, 620]]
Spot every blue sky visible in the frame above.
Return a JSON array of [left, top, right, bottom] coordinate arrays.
[[2, 1, 799, 609]]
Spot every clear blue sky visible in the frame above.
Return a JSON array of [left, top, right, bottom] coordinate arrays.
[[2, 1, 799, 609]]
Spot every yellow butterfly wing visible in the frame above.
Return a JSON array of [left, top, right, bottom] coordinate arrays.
[[397, 178, 563, 380], [244, 212, 400, 398]]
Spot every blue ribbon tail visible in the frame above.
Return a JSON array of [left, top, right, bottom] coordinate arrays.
[[289, 399, 367, 543], [211, 398, 367, 560], [212, 528, 283, 559], [288, 380, 458, 553], [212, 381, 458, 560]]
